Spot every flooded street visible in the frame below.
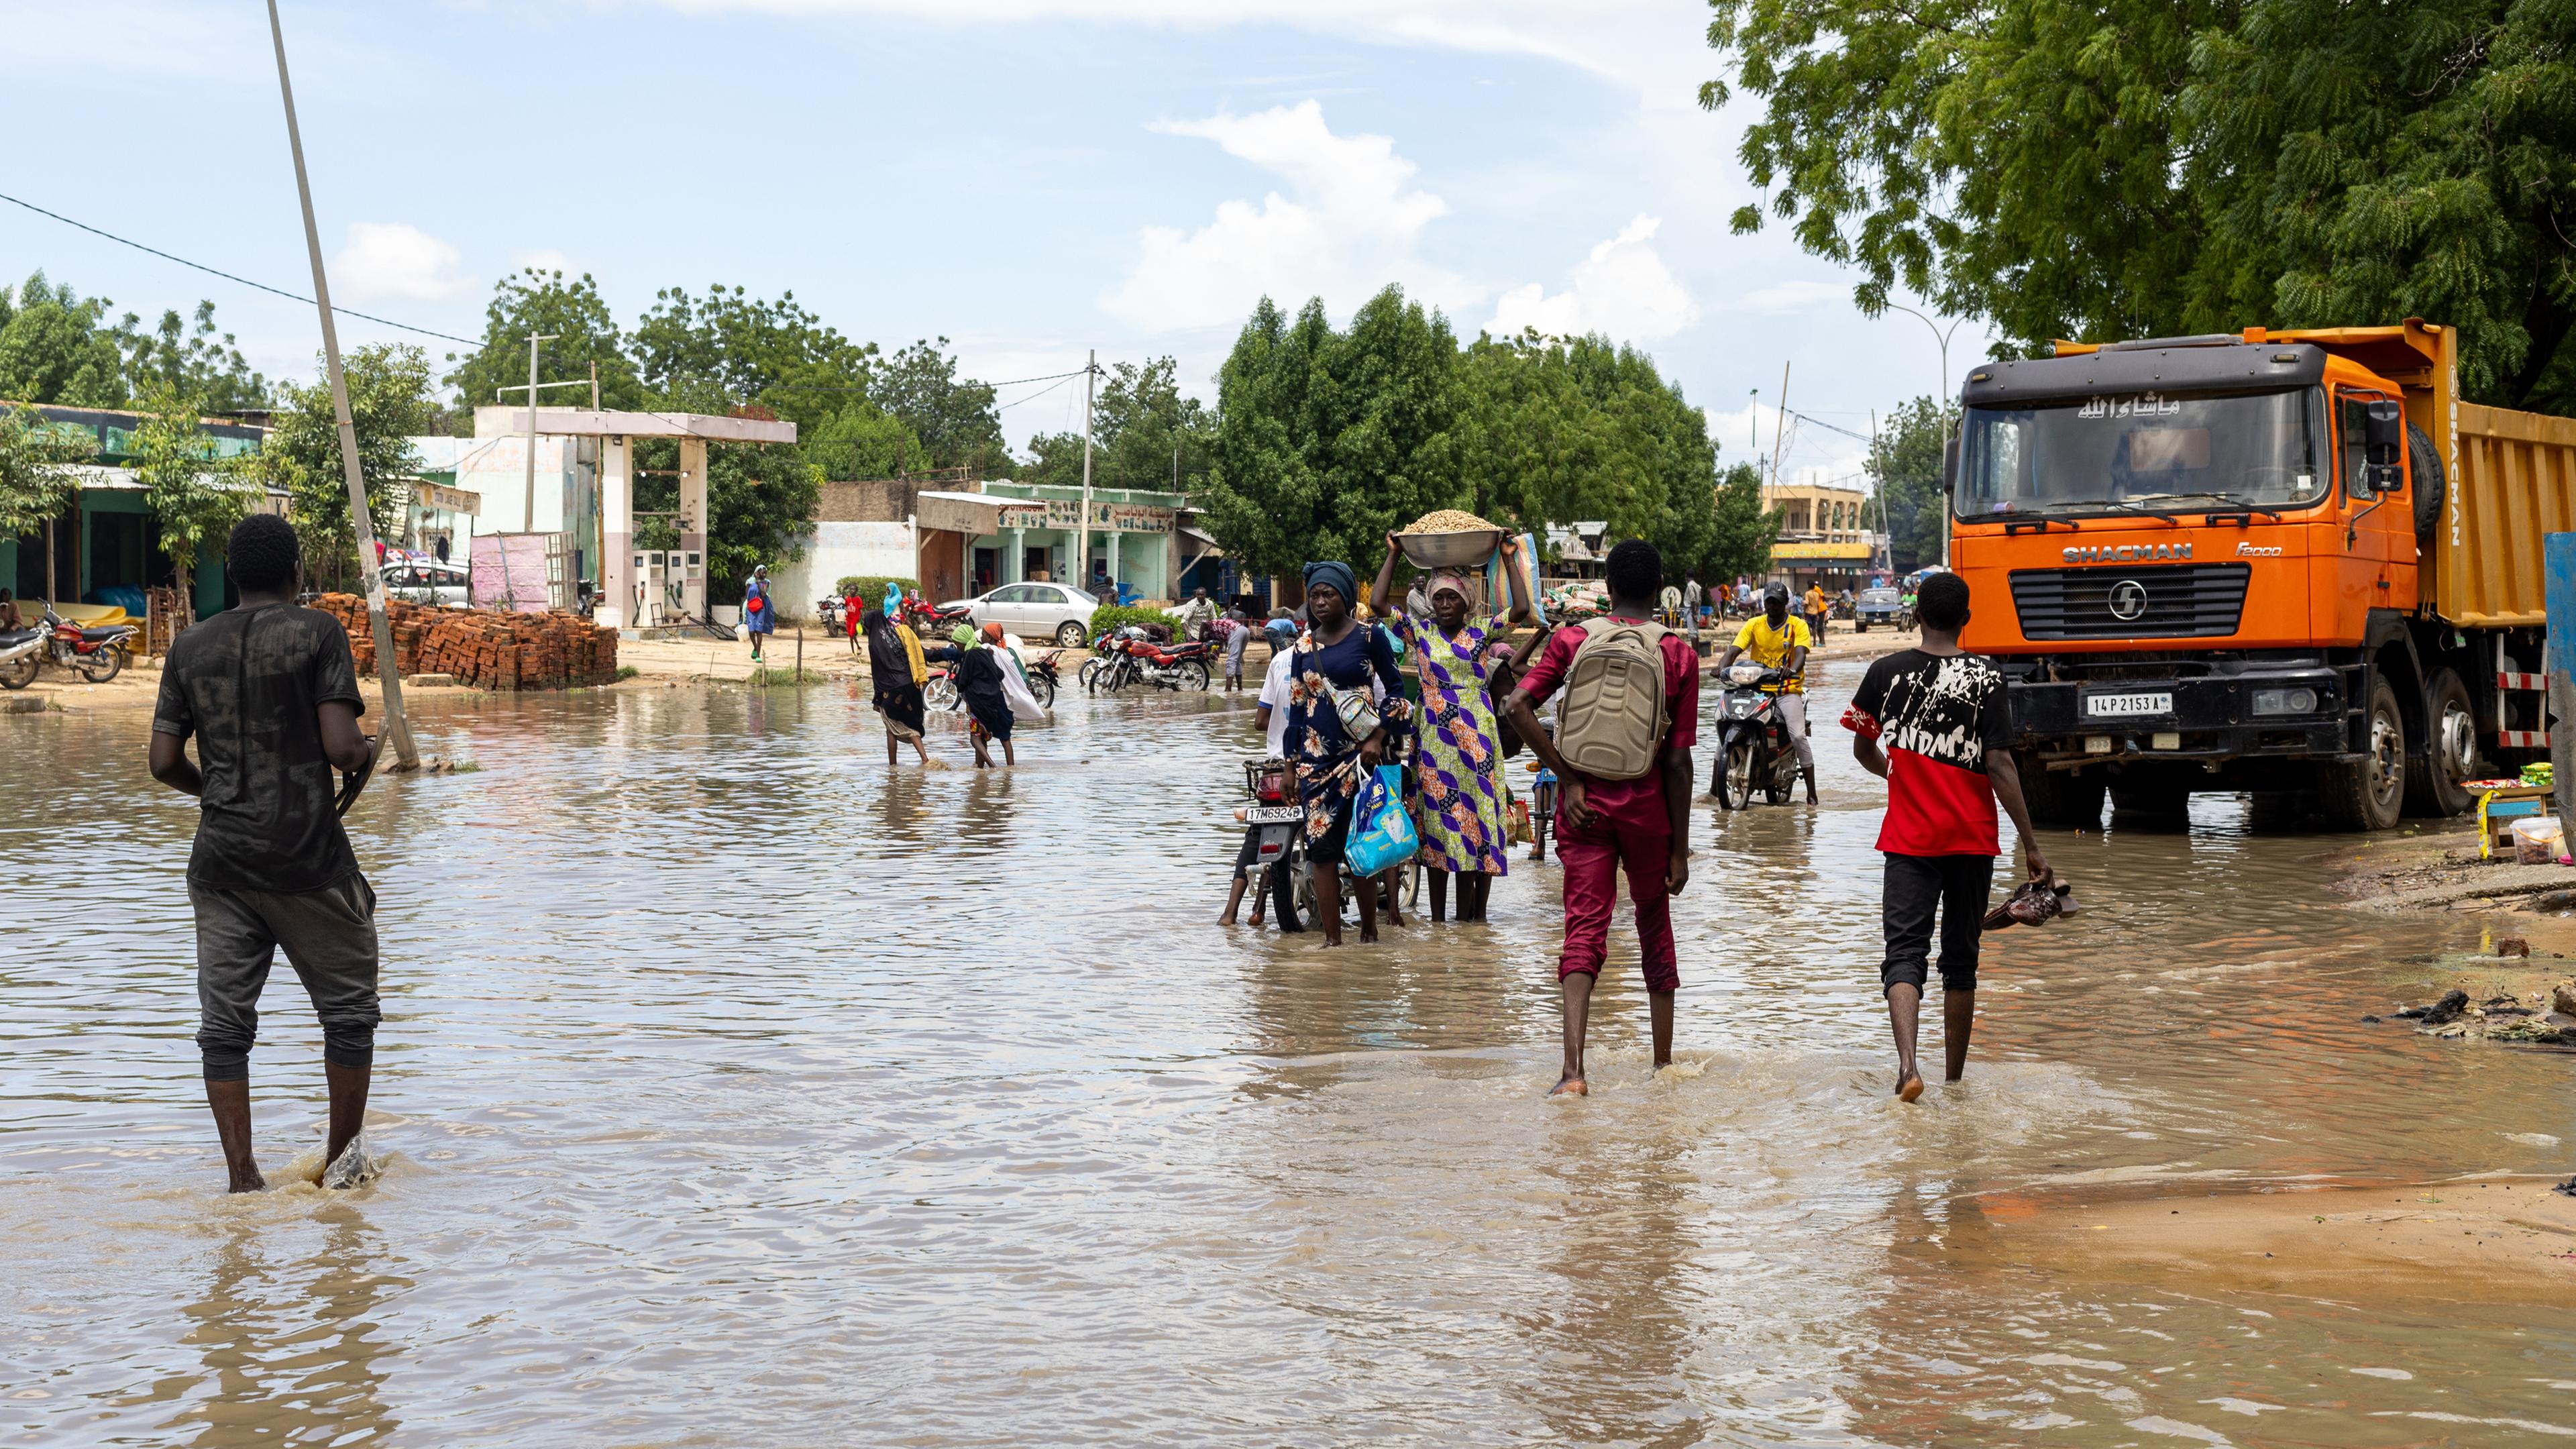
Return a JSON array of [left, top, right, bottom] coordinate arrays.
[[5, 663, 2573, 1446]]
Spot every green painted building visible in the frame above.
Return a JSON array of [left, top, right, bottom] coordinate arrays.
[[1, 404, 270, 621]]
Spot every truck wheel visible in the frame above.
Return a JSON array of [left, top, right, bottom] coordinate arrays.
[[2403, 667, 2478, 817], [2409, 421, 2446, 542], [2321, 676, 2407, 831], [2018, 755, 2106, 828]]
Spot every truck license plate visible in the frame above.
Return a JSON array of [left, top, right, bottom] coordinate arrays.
[[1246, 805, 1304, 824], [2084, 691, 2174, 718]]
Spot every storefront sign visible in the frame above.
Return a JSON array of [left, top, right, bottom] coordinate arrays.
[[420, 483, 481, 515], [1110, 504, 1172, 534]]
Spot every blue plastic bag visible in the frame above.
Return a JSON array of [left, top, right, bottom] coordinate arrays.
[[1344, 763, 1419, 877]]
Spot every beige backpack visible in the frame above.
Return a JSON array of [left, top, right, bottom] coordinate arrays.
[[1554, 617, 1669, 780]]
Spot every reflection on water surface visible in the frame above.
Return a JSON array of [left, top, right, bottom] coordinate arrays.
[[3, 667, 2569, 1445]]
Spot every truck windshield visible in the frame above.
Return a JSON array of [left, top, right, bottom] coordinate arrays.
[[1955, 386, 2328, 519]]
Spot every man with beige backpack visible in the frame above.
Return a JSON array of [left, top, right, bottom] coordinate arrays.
[[1499, 541, 1700, 1097]]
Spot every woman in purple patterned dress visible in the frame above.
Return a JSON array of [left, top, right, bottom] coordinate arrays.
[[1371, 531, 1535, 922]]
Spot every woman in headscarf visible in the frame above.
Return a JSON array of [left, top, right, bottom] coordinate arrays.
[[862, 606, 932, 767], [1370, 532, 1533, 923], [953, 621, 1018, 769], [1284, 558, 1405, 946], [743, 564, 775, 662]]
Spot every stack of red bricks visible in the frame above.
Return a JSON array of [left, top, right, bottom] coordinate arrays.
[[311, 594, 619, 690]]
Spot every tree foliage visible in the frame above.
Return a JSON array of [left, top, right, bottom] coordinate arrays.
[[0, 401, 89, 600], [0, 272, 130, 407], [1020, 357, 1214, 494], [132, 384, 252, 604], [1203, 289, 1464, 583], [445, 269, 644, 427], [1866, 396, 1954, 572], [1708, 461, 1781, 582], [872, 337, 1008, 476], [255, 344, 437, 591], [1703, 0, 2576, 411]]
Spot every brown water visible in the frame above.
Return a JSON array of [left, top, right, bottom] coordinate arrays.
[[4, 665, 2571, 1446]]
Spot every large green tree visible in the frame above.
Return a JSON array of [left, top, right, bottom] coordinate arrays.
[[631, 282, 877, 434], [1867, 396, 1953, 572], [873, 337, 1008, 476], [1203, 288, 1464, 583], [1454, 331, 1731, 581], [132, 384, 252, 608], [1702, 0, 2576, 411], [0, 272, 129, 407], [0, 401, 89, 601], [256, 343, 438, 591], [445, 268, 645, 429], [114, 301, 268, 414], [1020, 357, 1214, 494]]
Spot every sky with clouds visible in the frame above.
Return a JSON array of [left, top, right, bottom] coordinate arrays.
[[0, 0, 1998, 488]]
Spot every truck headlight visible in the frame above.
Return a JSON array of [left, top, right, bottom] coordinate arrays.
[[2251, 686, 2318, 716]]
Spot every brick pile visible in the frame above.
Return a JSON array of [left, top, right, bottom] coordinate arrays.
[[311, 594, 619, 690]]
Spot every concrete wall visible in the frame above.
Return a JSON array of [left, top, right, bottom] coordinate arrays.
[[771, 521, 916, 621], [819, 479, 915, 523]]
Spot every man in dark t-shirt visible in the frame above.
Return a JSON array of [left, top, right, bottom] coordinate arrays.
[[150, 513, 381, 1192], [1842, 572, 2048, 1103]]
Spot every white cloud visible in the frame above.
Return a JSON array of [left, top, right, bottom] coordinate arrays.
[[333, 222, 468, 303], [1733, 279, 1851, 315], [512, 248, 574, 276], [1486, 214, 1695, 343], [1104, 100, 1477, 332]]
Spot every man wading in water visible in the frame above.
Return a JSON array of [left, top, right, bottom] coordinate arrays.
[[1500, 541, 1698, 1097], [1842, 572, 2049, 1101], [148, 515, 382, 1191]]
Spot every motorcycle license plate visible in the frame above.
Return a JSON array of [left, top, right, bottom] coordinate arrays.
[[1246, 804, 1303, 824], [2084, 691, 2174, 718]]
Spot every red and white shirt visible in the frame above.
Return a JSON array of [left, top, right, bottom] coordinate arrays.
[[1843, 648, 2010, 857]]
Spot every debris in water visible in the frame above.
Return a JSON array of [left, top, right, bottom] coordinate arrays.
[[2417, 988, 2471, 1026], [319, 1133, 382, 1190], [2498, 936, 2531, 957]]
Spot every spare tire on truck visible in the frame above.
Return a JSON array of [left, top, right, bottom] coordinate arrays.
[[2410, 420, 2445, 541], [2321, 675, 2407, 830]]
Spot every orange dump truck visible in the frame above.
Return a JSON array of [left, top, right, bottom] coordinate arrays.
[[1947, 321, 2576, 829]]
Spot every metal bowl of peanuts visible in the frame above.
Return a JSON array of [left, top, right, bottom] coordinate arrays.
[[1395, 511, 1507, 569]]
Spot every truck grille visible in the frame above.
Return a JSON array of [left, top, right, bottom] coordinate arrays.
[[2008, 563, 2251, 640]]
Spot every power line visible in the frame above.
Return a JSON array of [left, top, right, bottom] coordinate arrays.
[[764, 368, 1089, 396], [0, 188, 480, 346], [995, 374, 1077, 413]]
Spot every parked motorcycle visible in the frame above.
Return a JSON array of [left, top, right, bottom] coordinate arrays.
[[1082, 629, 1131, 693], [32, 606, 133, 684], [815, 594, 845, 635], [899, 590, 973, 639], [1238, 756, 1309, 931], [1709, 663, 1799, 808], [1128, 636, 1211, 692], [1026, 650, 1063, 709], [0, 624, 45, 690]]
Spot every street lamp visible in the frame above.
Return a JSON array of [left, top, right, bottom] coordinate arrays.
[[1884, 301, 1966, 568]]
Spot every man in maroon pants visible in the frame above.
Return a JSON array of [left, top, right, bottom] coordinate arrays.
[[1501, 540, 1699, 1097]]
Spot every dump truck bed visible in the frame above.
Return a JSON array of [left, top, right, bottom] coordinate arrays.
[[2432, 401, 2576, 627]]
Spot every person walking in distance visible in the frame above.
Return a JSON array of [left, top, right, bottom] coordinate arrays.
[[1498, 541, 1699, 1097], [146, 514, 382, 1191], [743, 564, 775, 663], [1802, 580, 1828, 647], [1842, 572, 2049, 1102], [1714, 582, 1820, 804]]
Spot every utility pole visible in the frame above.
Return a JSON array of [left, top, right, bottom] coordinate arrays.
[[1772, 363, 1792, 487], [521, 331, 558, 533], [1077, 350, 1097, 597], [265, 0, 416, 771]]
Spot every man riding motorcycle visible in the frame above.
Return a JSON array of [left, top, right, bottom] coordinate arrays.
[[1714, 583, 1817, 804]]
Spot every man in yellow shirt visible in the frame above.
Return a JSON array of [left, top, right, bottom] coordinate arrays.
[[1717, 583, 1817, 803], [1803, 582, 1829, 647]]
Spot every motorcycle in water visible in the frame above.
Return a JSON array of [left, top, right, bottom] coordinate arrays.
[[1709, 663, 1800, 808], [1081, 629, 1133, 693], [1238, 756, 1309, 931], [21, 606, 134, 684], [1128, 636, 1211, 692], [1026, 650, 1063, 709]]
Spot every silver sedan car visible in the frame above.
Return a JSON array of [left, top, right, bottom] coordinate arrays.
[[941, 581, 1100, 647]]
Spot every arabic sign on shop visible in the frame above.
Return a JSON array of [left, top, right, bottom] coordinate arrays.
[[994, 500, 1173, 533]]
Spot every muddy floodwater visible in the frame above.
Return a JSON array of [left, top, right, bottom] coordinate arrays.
[[5, 663, 2573, 1446]]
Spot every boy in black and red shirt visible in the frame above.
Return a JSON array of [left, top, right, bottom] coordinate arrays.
[[1842, 572, 2049, 1102]]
